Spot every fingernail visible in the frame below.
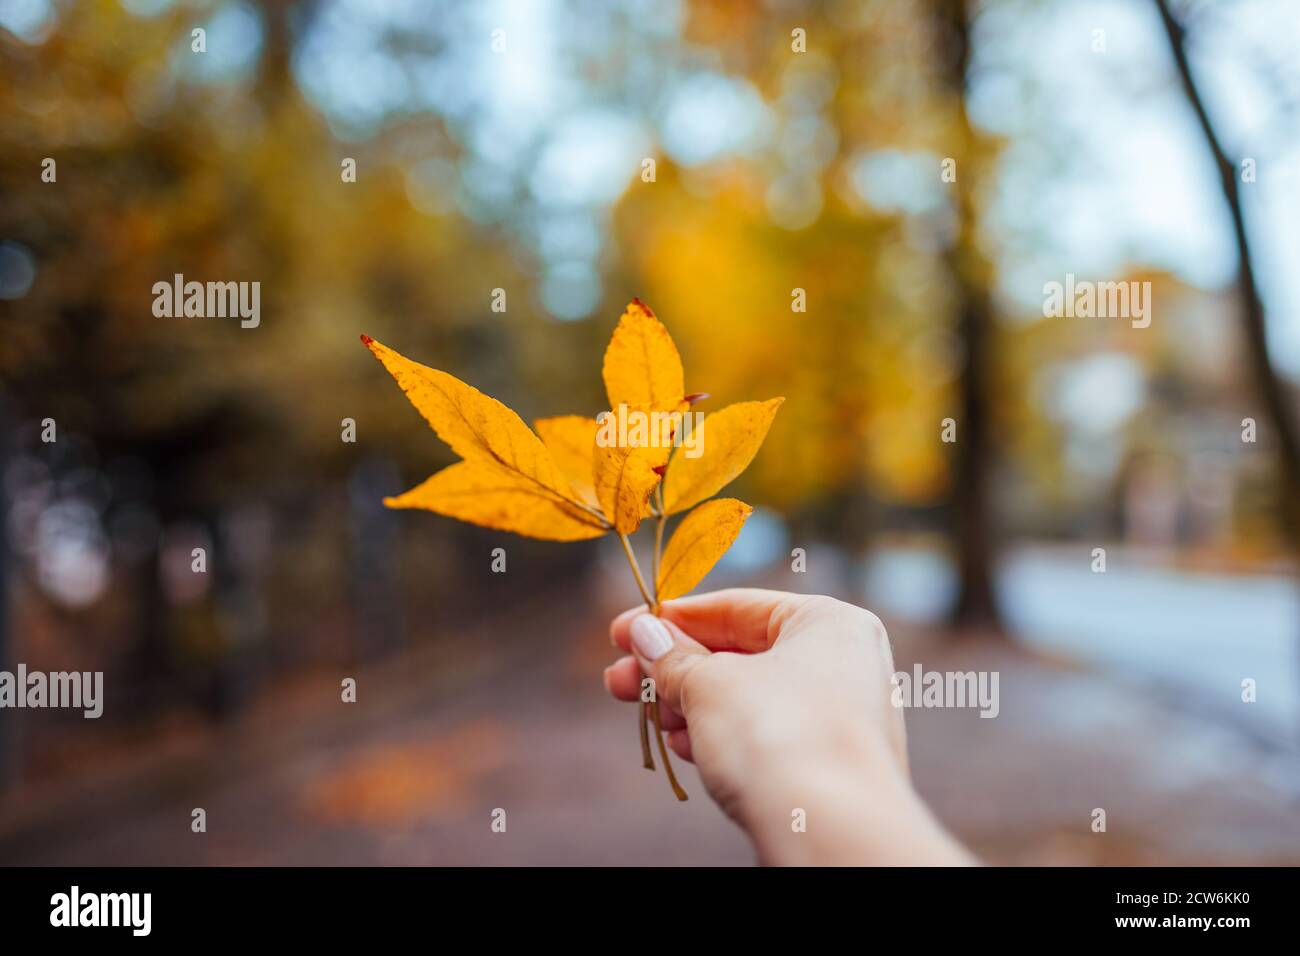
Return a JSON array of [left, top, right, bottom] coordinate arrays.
[[630, 614, 673, 662]]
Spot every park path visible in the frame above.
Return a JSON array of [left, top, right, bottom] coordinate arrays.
[[3, 569, 1300, 865]]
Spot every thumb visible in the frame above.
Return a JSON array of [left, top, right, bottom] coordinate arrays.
[[628, 613, 710, 715]]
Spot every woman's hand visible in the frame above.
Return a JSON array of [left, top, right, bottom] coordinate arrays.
[[605, 588, 973, 865]]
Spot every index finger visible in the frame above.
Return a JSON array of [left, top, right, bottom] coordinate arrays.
[[609, 588, 815, 654]]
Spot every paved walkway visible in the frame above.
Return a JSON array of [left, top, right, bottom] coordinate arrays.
[[3, 578, 1299, 865]]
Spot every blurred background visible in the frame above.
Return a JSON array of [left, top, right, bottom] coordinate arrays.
[[2, 0, 1299, 865]]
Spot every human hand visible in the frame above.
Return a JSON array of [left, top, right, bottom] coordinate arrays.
[[605, 589, 972, 865]]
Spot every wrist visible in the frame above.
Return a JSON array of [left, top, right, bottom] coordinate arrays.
[[741, 742, 968, 866]]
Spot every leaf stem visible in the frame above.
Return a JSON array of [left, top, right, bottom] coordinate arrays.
[[619, 528, 683, 797], [640, 698, 655, 770], [578, 500, 614, 527], [618, 533, 654, 610], [650, 697, 688, 801], [652, 486, 666, 611]]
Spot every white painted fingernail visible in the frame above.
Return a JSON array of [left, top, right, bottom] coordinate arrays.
[[630, 614, 673, 661]]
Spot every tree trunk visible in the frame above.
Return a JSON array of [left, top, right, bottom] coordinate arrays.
[[933, 0, 1002, 631], [1154, 0, 1300, 544], [0, 396, 13, 788]]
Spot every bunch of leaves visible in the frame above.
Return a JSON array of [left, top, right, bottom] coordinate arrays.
[[362, 299, 782, 799]]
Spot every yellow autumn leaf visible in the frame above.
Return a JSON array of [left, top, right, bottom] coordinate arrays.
[[362, 335, 588, 509], [593, 401, 689, 533], [663, 398, 784, 515], [534, 415, 599, 507], [386, 460, 606, 541], [593, 415, 672, 534], [595, 444, 668, 534], [656, 498, 753, 602], [601, 299, 685, 412]]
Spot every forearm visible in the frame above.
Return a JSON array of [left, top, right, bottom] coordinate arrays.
[[742, 752, 974, 866]]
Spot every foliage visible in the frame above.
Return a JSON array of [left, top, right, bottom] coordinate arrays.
[[363, 299, 782, 799]]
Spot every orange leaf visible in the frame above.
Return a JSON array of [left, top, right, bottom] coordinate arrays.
[[601, 299, 685, 412], [663, 398, 784, 515], [593, 401, 687, 533], [592, 403, 676, 535], [386, 460, 606, 541], [362, 336, 591, 512], [656, 498, 753, 601], [534, 415, 599, 507]]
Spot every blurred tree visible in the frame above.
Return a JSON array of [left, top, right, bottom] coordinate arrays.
[[616, 2, 964, 566], [1154, 0, 1300, 547], [0, 1, 571, 727], [930, 0, 1002, 631], [0, 395, 11, 785]]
